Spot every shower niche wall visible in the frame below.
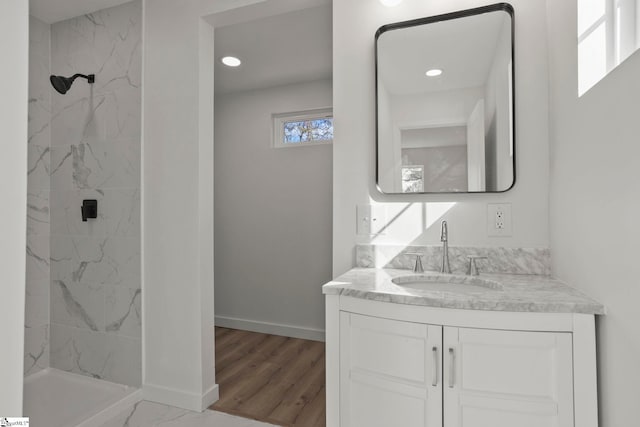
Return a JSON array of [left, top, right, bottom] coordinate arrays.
[[26, 0, 142, 387]]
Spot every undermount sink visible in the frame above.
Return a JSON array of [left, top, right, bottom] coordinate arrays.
[[391, 274, 503, 292]]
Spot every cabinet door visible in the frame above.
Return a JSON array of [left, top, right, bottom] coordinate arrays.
[[340, 312, 442, 427], [443, 327, 574, 427]]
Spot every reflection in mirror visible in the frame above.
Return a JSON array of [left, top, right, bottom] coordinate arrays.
[[376, 4, 515, 194]]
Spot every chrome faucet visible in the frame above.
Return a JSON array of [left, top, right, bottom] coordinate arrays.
[[440, 221, 451, 274]]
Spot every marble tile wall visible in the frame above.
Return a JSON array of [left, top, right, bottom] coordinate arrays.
[[49, 0, 142, 387], [25, 16, 51, 377], [356, 244, 551, 276]]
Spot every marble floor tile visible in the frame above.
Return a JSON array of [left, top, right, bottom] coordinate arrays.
[[99, 401, 280, 427]]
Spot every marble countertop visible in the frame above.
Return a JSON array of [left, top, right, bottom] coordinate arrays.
[[322, 268, 605, 314]]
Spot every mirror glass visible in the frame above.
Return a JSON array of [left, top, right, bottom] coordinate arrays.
[[376, 5, 515, 194]]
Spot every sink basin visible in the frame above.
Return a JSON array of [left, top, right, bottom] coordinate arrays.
[[392, 274, 503, 292]]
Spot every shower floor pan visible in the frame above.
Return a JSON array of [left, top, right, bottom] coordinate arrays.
[[23, 368, 141, 427]]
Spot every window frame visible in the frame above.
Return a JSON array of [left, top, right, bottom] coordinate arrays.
[[578, 0, 639, 95], [272, 107, 333, 149]]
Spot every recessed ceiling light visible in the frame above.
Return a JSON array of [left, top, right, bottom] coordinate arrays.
[[379, 0, 403, 7], [221, 56, 241, 67], [425, 69, 443, 77]]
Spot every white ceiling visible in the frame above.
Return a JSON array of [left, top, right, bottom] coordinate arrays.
[[30, 0, 332, 95], [30, 0, 133, 23], [214, 4, 332, 95], [378, 11, 509, 95], [205, 0, 329, 28]]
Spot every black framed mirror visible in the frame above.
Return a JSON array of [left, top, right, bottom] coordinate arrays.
[[376, 3, 515, 194]]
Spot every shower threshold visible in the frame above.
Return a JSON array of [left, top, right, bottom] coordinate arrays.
[[23, 368, 141, 427]]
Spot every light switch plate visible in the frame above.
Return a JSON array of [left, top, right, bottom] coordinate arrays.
[[357, 205, 387, 236], [487, 203, 512, 237]]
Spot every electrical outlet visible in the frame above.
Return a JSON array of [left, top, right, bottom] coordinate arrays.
[[495, 206, 505, 229], [357, 205, 387, 236], [487, 203, 512, 237]]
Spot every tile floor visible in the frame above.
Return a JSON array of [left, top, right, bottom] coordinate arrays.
[[98, 400, 280, 427]]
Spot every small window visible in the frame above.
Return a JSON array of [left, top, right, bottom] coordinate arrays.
[[272, 108, 333, 148], [578, 0, 640, 96], [401, 165, 424, 193]]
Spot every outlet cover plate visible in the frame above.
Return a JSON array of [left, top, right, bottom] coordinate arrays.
[[487, 203, 512, 237]]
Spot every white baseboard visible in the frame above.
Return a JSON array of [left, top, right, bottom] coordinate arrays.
[[143, 382, 220, 412], [202, 383, 220, 409], [215, 315, 325, 342]]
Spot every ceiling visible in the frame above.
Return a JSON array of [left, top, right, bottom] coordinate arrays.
[[378, 11, 509, 95], [214, 4, 332, 95], [30, 0, 132, 23], [30, 0, 332, 94]]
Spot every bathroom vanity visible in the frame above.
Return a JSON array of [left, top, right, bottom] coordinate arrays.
[[323, 268, 604, 427]]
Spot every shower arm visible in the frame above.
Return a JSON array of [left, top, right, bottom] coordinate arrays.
[[70, 73, 95, 84]]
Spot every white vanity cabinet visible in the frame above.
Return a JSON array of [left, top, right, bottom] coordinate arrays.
[[443, 327, 574, 427], [326, 295, 599, 427], [340, 313, 443, 427]]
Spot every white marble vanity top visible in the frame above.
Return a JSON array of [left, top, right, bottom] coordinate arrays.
[[322, 268, 605, 314]]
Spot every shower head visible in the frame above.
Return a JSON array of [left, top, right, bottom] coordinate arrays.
[[49, 73, 95, 94]]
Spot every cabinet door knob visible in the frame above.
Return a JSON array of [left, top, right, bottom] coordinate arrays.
[[448, 347, 455, 388], [432, 346, 438, 386]]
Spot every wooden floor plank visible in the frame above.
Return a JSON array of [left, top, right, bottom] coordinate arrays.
[[268, 352, 326, 425], [216, 335, 290, 384], [215, 330, 270, 372], [211, 327, 326, 427], [235, 341, 324, 417]]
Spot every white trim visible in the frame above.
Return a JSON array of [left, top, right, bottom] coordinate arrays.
[[202, 383, 220, 409], [397, 119, 466, 131], [272, 107, 333, 148], [572, 314, 599, 427], [143, 382, 220, 412], [215, 315, 325, 342], [325, 294, 340, 427], [140, 0, 147, 390]]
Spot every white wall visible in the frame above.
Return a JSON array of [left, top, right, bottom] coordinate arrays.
[[484, 17, 512, 191], [546, 1, 640, 425], [377, 80, 397, 191], [402, 145, 468, 192], [379, 87, 480, 193], [0, 0, 28, 416], [142, 0, 216, 411], [333, 0, 551, 276], [214, 79, 332, 339], [390, 87, 483, 129]]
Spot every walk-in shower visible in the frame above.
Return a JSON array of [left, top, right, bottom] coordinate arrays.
[[25, 1, 143, 425]]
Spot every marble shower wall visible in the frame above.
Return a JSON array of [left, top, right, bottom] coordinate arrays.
[[49, 0, 142, 386], [25, 16, 52, 377]]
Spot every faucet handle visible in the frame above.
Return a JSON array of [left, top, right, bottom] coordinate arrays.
[[466, 256, 488, 276], [405, 252, 425, 273]]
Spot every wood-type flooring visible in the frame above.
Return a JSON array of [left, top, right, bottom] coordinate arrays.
[[210, 327, 326, 427]]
